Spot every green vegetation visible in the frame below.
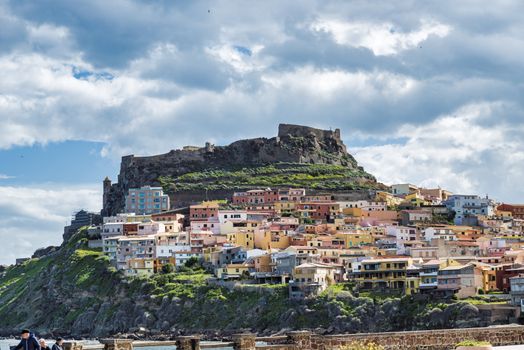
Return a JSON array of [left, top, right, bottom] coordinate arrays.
[[460, 298, 507, 305], [358, 290, 403, 300], [0, 227, 122, 330], [158, 162, 379, 192]]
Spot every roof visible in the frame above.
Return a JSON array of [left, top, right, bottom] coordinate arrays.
[[226, 263, 253, 268], [296, 262, 340, 269], [362, 257, 412, 263], [191, 202, 219, 209], [441, 264, 471, 271], [287, 246, 317, 250], [119, 234, 156, 241], [423, 259, 440, 266]]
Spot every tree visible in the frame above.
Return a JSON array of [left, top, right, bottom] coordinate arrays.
[[185, 256, 200, 269], [161, 263, 175, 274]]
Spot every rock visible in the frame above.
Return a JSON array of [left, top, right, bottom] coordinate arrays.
[[32, 246, 59, 259], [72, 310, 98, 336], [102, 123, 380, 215]]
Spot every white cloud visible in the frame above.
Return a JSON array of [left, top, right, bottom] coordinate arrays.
[[262, 66, 417, 99], [0, 174, 13, 180], [0, 0, 523, 210], [311, 18, 451, 55], [206, 43, 268, 74], [353, 101, 524, 201], [0, 185, 101, 265]]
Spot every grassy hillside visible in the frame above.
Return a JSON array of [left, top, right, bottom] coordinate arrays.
[[158, 162, 382, 193]]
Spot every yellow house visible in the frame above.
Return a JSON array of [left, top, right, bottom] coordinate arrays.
[[354, 257, 419, 292], [227, 231, 255, 249], [216, 263, 253, 279], [494, 208, 512, 219], [253, 254, 272, 272], [403, 192, 431, 207], [254, 230, 271, 250], [125, 258, 155, 277], [155, 257, 176, 272], [202, 246, 222, 264], [335, 232, 374, 248], [342, 207, 363, 217], [318, 248, 367, 265], [471, 262, 499, 292], [274, 201, 297, 215], [375, 191, 403, 207], [254, 230, 291, 250], [246, 221, 262, 233]]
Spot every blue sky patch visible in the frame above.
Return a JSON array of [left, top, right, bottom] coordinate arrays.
[[0, 141, 118, 186], [72, 66, 114, 81], [234, 45, 252, 56]]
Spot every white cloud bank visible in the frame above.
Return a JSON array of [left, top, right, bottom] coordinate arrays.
[[353, 102, 524, 200], [0, 185, 101, 265], [311, 19, 451, 56]]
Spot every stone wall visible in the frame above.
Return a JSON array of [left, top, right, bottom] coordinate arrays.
[[311, 326, 524, 350], [277, 123, 342, 145], [94, 327, 524, 350], [182, 326, 524, 350]]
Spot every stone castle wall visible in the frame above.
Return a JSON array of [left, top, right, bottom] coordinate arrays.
[[278, 123, 341, 143]]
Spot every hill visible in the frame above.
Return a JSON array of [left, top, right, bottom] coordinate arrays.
[[102, 124, 384, 215], [0, 228, 489, 338]]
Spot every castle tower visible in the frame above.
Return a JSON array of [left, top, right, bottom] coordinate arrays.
[[102, 177, 112, 215], [334, 128, 341, 140]]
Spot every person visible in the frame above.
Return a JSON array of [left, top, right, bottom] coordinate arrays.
[[39, 340, 51, 350], [13, 329, 41, 350], [51, 338, 63, 350]]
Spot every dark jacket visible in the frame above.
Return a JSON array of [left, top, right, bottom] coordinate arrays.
[[14, 334, 41, 350], [51, 345, 63, 350]]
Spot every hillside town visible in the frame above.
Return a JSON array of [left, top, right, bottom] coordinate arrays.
[[59, 182, 524, 304]]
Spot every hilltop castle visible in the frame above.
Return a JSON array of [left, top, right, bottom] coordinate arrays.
[[102, 124, 369, 216]]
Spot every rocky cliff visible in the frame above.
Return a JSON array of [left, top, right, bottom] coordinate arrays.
[[0, 229, 496, 339], [102, 124, 383, 215]]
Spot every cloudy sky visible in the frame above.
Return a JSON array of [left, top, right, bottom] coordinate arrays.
[[1, 0, 523, 264]]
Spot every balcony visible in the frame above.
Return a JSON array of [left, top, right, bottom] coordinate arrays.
[[419, 271, 438, 277]]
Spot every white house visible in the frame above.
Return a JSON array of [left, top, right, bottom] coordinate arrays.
[[445, 195, 495, 225]]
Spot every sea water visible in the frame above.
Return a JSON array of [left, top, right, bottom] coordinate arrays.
[[0, 339, 16, 350]]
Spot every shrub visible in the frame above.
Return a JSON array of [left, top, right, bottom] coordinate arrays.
[[161, 263, 175, 274], [185, 257, 201, 268], [339, 341, 385, 350]]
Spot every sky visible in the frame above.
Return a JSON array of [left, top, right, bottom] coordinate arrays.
[[1, 0, 524, 264]]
